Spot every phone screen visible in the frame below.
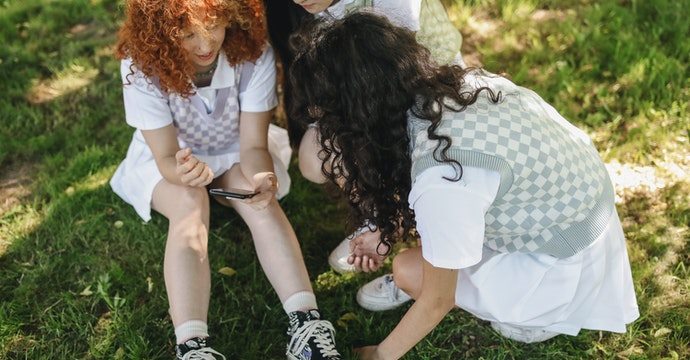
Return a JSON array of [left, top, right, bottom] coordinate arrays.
[[209, 188, 257, 199]]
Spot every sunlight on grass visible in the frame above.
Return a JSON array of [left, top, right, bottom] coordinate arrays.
[[69, 165, 116, 193], [499, 0, 536, 24], [0, 205, 42, 257], [1, 0, 687, 357], [618, 59, 649, 89], [26, 64, 98, 104]]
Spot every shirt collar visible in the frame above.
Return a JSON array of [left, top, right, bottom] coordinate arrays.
[[201, 51, 235, 90], [320, 0, 355, 19]]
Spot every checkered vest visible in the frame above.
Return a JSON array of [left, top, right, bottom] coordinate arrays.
[[339, 0, 462, 64], [409, 75, 616, 258], [150, 62, 254, 155]]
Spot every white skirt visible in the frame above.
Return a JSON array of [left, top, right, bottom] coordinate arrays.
[[110, 124, 292, 221], [456, 209, 639, 335]]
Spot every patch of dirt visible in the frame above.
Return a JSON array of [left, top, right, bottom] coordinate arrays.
[[0, 162, 34, 217]]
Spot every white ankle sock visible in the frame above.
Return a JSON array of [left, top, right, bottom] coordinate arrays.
[[283, 291, 318, 314], [175, 320, 209, 344]]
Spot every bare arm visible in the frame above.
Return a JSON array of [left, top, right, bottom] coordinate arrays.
[[358, 258, 458, 360], [238, 110, 279, 208], [141, 124, 213, 187]]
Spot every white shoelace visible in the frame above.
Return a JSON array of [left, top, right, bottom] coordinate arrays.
[[287, 319, 339, 357], [382, 275, 402, 303], [181, 347, 226, 360]]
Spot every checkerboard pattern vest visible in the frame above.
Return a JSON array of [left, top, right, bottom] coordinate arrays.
[[142, 62, 255, 156], [409, 74, 616, 258], [341, 0, 463, 64]]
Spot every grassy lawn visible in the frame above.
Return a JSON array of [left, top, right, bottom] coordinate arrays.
[[1, 0, 688, 358]]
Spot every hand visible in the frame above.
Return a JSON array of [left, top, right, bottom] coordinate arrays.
[[347, 228, 388, 273], [355, 345, 382, 360], [242, 172, 278, 210], [175, 148, 214, 187]]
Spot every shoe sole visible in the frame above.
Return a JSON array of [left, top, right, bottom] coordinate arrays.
[[328, 254, 356, 274], [356, 289, 410, 312]]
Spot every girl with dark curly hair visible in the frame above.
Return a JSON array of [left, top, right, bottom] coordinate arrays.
[[279, 0, 466, 275], [111, 1, 340, 358], [289, 12, 638, 359]]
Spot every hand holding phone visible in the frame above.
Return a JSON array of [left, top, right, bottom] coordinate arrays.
[[209, 188, 258, 200]]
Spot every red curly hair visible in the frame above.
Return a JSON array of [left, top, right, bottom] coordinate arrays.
[[116, 0, 267, 96]]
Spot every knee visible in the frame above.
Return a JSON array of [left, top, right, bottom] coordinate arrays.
[[167, 188, 209, 252], [392, 251, 415, 295], [174, 187, 209, 216]]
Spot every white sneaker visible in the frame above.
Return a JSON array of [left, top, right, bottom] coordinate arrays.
[[490, 322, 560, 343], [356, 274, 412, 311], [328, 226, 372, 274]]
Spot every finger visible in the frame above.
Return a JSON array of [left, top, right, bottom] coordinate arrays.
[[179, 156, 199, 174], [245, 191, 271, 205], [353, 256, 362, 271], [189, 166, 212, 187], [203, 167, 215, 186], [175, 148, 191, 164], [369, 258, 378, 271], [347, 254, 356, 265], [180, 162, 205, 184], [361, 255, 371, 272]]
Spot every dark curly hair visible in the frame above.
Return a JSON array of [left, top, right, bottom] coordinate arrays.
[[116, 0, 267, 96], [289, 12, 499, 254]]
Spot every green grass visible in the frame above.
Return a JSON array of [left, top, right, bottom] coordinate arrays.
[[1, 0, 688, 358]]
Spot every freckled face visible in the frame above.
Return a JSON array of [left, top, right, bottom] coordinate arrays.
[[180, 18, 228, 71], [293, 0, 334, 14]]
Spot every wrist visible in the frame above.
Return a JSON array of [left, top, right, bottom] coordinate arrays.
[[375, 345, 392, 360]]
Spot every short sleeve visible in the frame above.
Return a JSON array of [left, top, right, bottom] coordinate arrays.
[[373, 0, 421, 31], [238, 46, 278, 113], [409, 165, 500, 269], [120, 59, 174, 130]]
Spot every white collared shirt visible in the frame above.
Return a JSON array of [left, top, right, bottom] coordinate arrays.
[[120, 46, 277, 130]]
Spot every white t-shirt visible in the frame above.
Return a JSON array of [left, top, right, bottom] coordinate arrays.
[[409, 164, 501, 269], [321, 0, 422, 31], [120, 46, 278, 131]]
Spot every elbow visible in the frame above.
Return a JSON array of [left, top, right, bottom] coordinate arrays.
[[298, 127, 328, 184], [298, 148, 327, 184], [298, 157, 328, 184]]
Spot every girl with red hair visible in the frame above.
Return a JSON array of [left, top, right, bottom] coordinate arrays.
[[111, 1, 341, 358]]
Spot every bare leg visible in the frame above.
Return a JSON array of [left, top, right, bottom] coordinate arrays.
[[211, 165, 313, 302], [392, 247, 424, 299], [151, 180, 211, 327]]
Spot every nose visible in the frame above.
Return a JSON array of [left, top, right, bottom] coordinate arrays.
[[196, 33, 214, 53]]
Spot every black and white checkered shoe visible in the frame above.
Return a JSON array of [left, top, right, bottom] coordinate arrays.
[[286, 309, 341, 360], [175, 337, 226, 360]]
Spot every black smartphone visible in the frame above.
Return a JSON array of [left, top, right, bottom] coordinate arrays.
[[209, 188, 258, 199]]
